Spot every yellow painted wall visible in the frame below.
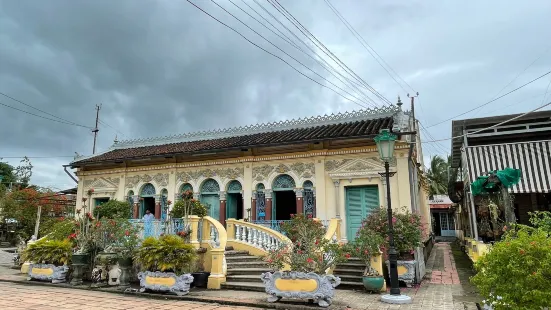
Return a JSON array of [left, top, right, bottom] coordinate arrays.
[[76, 143, 429, 240]]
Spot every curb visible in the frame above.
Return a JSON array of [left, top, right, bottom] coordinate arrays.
[[0, 277, 332, 310]]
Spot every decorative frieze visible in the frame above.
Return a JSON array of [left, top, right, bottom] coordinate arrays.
[[176, 167, 244, 183], [153, 173, 169, 187], [83, 177, 120, 189], [125, 173, 168, 189], [252, 162, 315, 183]]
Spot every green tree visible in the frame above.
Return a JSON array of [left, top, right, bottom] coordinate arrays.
[[426, 155, 449, 197]]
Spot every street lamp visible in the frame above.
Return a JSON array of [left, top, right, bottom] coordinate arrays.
[[374, 129, 412, 304]]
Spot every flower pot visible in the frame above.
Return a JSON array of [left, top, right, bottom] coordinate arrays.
[[385, 259, 416, 287], [72, 253, 90, 265], [28, 263, 69, 284], [70, 253, 90, 286], [118, 257, 133, 288], [260, 271, 341, 308], [138, 271, 194, 296], [191, 272, 210, 288], [362, 276, 384, 292]]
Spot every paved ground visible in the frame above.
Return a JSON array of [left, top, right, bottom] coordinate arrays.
[[0, 247, 15, 267], [0, 242, 481, 309]]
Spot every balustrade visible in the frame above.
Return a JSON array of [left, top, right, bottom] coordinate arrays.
[[227, 219, 291, 255]]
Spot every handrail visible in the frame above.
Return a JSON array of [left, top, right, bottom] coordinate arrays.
[[227, 219, 291, 256], [199, 216, 227, 289], [323, 218, 342, 243], [200, 216, 227, 250]]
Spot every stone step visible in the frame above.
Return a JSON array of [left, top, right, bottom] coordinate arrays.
[[333, 274, 363, 282], [333, 268, 364, 275], [227, 268, 273, 275], [225, 274, 263, 283], [336, 262, 365, 268], [336, 281, 364, 290], [221, 281, 266, 292], [225, 255, 261, 261], [226, 261, 268, 269], [225, 250, 250, 256]]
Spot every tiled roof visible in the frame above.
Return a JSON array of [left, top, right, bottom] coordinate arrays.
[[72, 116, 394, 165]]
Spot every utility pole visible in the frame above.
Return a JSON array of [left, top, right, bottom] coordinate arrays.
[[92, 104, 101, 154]]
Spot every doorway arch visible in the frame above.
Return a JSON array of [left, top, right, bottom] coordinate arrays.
[[226, 180, 243, 220], [160, 188, 168, 221], [200, 178, 221, 220], [272, 174, 296, 221], [139, 183, 156, 218]]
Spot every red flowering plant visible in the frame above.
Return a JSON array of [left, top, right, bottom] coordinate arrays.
[[170, 191, 207, 239], [264, 214, 347, 274], [362, 207, 422, 260], [344, 228, 384, 276], [110, 219, 141, 259]]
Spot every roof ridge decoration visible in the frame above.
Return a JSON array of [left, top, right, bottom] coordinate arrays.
[[112, 105, 399, 150]]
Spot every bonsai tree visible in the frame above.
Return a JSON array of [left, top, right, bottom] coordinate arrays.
[[264, 214, 347, 274], [170, 191, 207, 239], [135, 235, 197, 275], [346, 228, 384, 276], [22, 239, 72, 266]]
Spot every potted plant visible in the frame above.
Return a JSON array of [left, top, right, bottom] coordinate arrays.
[[22, 238, 72, 283], [363, 208, 422, 287], [262, 214, 346, 308], [112, 220, 140, 288], [190, 247, 209, 288], [346, 228, 385, 292], [134, 235, 197, 296]]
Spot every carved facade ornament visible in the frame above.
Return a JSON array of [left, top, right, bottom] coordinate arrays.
[[84, 177, 120, 189], [275, 164, 290, 174], [253, 162, 315, 182], [153, 173, 169, 187], [126, 175, 141, 189], [176, 167, 244, 184], [324, 159, 354, 172], [343, 161, 376, 172], [253, 165, 274, 181], [141, 174, 153, 183], [327, 158, 393, 180]]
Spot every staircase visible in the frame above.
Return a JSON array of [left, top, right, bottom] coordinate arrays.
[[221, 249, 271, 292], [333, 257, 366, 290]]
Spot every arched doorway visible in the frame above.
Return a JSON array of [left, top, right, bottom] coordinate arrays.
[[179, 183, 193, 196], [160, 189, 168, 221], [226, 180, 243, 220], [272, 174, 296, 221], [140, 183, 156, 218], [200, 179, 220, 220], [255, 183, 266, 220], [127, 190, 135, 219], [303, 180, 315, 218]]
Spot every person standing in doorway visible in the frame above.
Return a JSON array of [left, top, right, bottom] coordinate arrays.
[[143, 209, 154, 221]]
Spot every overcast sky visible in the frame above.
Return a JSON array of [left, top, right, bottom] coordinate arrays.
[[1, 0, 551, 190]]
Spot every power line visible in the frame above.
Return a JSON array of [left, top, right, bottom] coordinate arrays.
[[186, 0, 371, 110], [98, 119, 127, 138], [231, 0, 378, 106], [0, 92, 91, 128], [425, 70, 551, 129], [211, 0, 374, 109], [323, 0, 414, 93], [267, 0, 393, 106], [423, 101, 551, 143], [0, 156, 74, 159], [0, 100, 92, 129]]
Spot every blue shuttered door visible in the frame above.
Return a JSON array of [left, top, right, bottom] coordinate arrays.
[[201, 194, 220, 221], [346, 186, 379, 240], [227, 194, 237, 220]]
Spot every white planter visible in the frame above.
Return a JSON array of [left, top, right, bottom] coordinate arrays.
[[386, 259, 416, 287], [138, 271, 194, 296], [260, 271, 341, 308], [27, 264, 69, 284]]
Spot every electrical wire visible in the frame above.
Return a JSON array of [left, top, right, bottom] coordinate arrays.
[[210, 0, 374, 108], [323, 0, 414, 93], [186, 0, 371, 110], [267, 0, 393, 106], [425, 70, 551, 129], [98, 119, 127, 138], [0, 92, 91, 128], [0, 100, 92, 129], [232, 0, 378, 106], [423, 101, 551, 143]]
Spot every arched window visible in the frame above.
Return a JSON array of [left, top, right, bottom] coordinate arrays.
[[256, 183, 265, 191], [303, 181, 315, 218], [180, 183, 193, 193], [272, 174, 296, 190], [255, 183, 266, 220], [160, 189, 168, 221], [227, 180, 242, 193], [140, 183, 156, 196], [201, 178, 220, 194]]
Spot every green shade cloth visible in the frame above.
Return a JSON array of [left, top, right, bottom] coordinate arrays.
[[470, 167, 521, 196]]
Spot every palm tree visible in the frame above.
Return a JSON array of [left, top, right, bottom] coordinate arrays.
[[426, 155, 449, 197]]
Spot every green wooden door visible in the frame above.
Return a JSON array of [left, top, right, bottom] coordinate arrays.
[[227, 194, 237, 220], [201, 194, 220, 221], [345, 186, 379, 240]]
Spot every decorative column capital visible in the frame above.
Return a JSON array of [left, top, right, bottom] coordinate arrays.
[[333, 180, 340, 187], [219, 191, 227, 201], [265, 189, 273, 199], [131, 195, 139, 204], [193, 192, 200, 200], [380, 176, 387, 185], [174, 193, 181, 201], [294, 188, 304, 197], [154, 195, 161, 204], [252, 190, 257, 196]]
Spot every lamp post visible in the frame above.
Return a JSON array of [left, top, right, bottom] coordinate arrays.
[[374, 129, 412, 304]]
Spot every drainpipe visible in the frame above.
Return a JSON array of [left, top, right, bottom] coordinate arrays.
[[463, 133, 479, 241], [63, 165, 78, 184]]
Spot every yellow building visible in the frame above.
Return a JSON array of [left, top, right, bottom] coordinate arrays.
[[69, 103, 430, 243]]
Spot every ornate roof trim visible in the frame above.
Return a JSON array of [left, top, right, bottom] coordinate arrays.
[[71, 105, 400, 164]]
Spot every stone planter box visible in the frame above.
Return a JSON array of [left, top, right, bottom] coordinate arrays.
[[386, 259, 416, 287], [28, 264, 69, 284], [260, 271, 341, 308], [137, 271, 194, 296]]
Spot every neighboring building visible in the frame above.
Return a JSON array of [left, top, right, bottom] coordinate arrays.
[[429, 195, 459, 238], [450, 110, 551, 242], [69, 103, 431, 242]]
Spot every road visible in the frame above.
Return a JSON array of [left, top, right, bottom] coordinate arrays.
[[0, 282, 259, 310]]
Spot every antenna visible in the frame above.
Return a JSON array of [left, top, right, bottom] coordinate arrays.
[[92, 104, 101, 154]]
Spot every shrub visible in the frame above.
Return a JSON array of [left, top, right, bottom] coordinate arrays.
[[362, 207, 422, 259], [471, 225, 551, 309], [264, 214, 347, 274], [345, 228, 384, 276], [529, 211, 551, 233], [170, 196, 207, 219], [22, 239, 72, 266], [135, 235, 197, 275], [42, 218, 77, 242], [111, 219, 141, 259], [95, 199, 132, 219]]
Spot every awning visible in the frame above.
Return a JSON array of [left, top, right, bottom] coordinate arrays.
[[430, 204, 452, 209], [465, 140, 551, 193]]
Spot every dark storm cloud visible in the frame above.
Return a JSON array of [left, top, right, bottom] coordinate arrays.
[[1, 0, 551, 188]]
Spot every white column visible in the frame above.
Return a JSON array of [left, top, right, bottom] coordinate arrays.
[[333, 180, 340, 218]]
